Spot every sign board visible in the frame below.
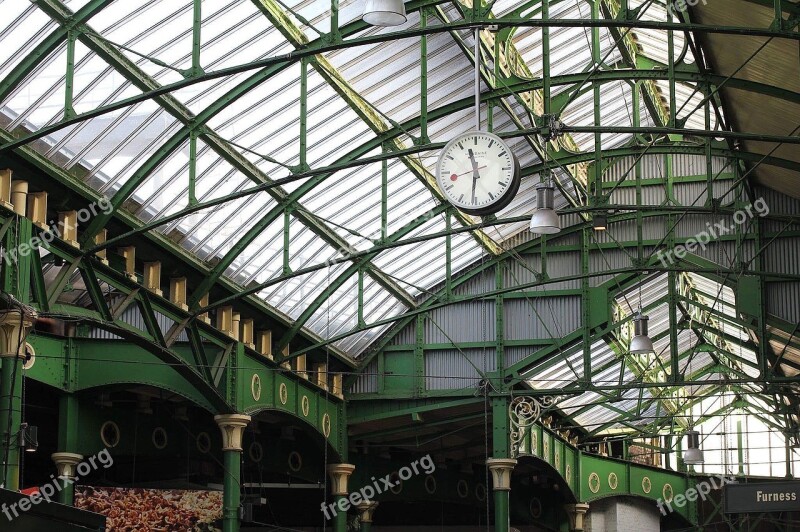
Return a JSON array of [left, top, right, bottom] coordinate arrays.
[[724, 481, 800, 514]]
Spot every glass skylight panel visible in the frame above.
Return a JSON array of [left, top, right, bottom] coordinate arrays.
[[0, 6, 56, 81]]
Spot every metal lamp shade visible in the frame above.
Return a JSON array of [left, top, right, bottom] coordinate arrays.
[[530, 182, 560, 234], [593, 212, 608, 231], [362, 0, 407, 26], [630, 312, 654, 354], [683, 430, 704, 464]]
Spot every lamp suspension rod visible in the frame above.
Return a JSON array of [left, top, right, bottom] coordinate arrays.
[[474, 26, 480, 131]]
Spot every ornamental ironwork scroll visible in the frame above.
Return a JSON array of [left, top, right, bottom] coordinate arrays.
[[509, 396, 560, 458]]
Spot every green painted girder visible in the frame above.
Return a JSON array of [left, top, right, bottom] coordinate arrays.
[[10, 213, 345, 422], [33, 0, 415, 314], [599, 0, 672, 127], [250, 0, 500, 255], [0, 0, 113, 103], [4, 10, 800, 155], [275, 203, 449, 354]]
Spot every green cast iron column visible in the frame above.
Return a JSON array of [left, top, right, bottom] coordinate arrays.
[[0, 215, 34, 492], [223, 450, 241, 532], [214, 414, 251, 532], [0, 354, 22, 491], [327, 463, 356, 532], [53, 394, 82, 504], [488, 397, 515, 532]]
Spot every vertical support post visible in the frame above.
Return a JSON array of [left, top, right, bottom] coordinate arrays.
[[191, 0, 203, 76], [737, 420, 745, 476], [356, 501, 378, 532], [488, 397, 513, 532], [419, 8, 429, 142], [0, 309, 35, 491], [565, 503, 590, 531], [380, 143, 388, 242], [474, 26, 481, 131], [189, 131, 199, 206], [331, 0, 339, 38], [53, 394, 81, 504], [487, 458, 516, 532], [283, 209, 291, 274], [327, 463, 355, 532], [299, 58, 308, 170], [667, 4, 676, 127], [542, 0, 551, 116], [64, 30, 76, 120], [214, 414, 251, 532]]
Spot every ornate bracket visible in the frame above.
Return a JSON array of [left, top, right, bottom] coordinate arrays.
[[509, 396, 560, 458]]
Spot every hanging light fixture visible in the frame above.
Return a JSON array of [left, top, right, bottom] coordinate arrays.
[[530, 180, 560, 234], [18, 423, 38, 453], [630, 308, 654, 354], [683, 429, 704, 465], [362, 0, 407, 26], [592, 212, 608, 231]]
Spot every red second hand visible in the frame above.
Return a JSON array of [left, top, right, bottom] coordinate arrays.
[[450, 166, 487, 181]]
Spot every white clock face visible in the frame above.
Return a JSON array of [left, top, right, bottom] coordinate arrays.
[[435, 131, 520, 215]]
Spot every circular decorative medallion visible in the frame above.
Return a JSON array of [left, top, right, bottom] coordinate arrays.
[[301, 395, 310, 417], [249, 442, 263, 463], [457, 479, 469, 498], [389, 472, 402, 495], [642, 476, 652, 494], [251, 374, 262, 401], [588, 472, 601, 494], [554, 450, 560, 469], [152, 427, 168, 450], [196, 432, 211, 454], [279, 383, 288, 405], [663, 483, 674, 503], [322, 413, 331, 438], [543, 439, 549, 459], [565, 464, 572, 484], [475, 483, 487, 501], [608, 472, 618, 490], [530, 497, 543, 519], [100, 421, 120, 448], [424, 475, 437, 494], [288, 451, 302, 472], [531, 432, 538, 455]]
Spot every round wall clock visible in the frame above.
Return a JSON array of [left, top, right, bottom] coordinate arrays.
[[435, 131, 521, 216]]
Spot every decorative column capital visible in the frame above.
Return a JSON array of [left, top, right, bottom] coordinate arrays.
[[51, 452, 83, 480], [213, 414, 251, 452], [486, 457, 517, 491], [565, 503, 590, 531], [0, 308, 36, 359], [326, 463, 356, 496], [356, 500, 378, 523]]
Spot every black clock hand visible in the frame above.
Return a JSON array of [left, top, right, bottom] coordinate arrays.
[[468, 149, 481, 203]]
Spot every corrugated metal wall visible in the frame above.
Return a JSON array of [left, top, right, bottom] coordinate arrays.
[[766, 282, 800, 324], [351, 358, 379, 394], [88, 301, 190, 342], [504, 296, 581, 341], [426, 348, 496, 390], [425, 300, 496, 343]]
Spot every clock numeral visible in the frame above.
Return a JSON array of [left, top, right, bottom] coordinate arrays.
[[458, 142, 464, 150], [498, 151, 506, 157], [488, 140, 494, 148], [458, 194, 465, 202], [489, 192, 495, 200], [445, 184, 454, 190], [447, 155, 454, 160]]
